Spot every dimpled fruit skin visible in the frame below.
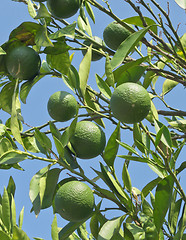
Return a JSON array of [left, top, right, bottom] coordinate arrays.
[[55, 180, 95, 222], [47, 91, 78, 122], [103, 21, 131, 51], [70, 121, 106, 159], [6, 46, 41, 80], [82, 36, 104, 61], [47, 0, 80, 19], [110, 82, 151, 124]]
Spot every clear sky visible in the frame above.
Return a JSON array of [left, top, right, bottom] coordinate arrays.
[[0, 1, 186, 239]]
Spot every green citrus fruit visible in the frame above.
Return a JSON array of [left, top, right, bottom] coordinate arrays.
[[47, 91, 78, 122], [6, 46, 41, 80], [70, 121, 106, 159], [47, 0, 80, 19], [103, 21, 132, 51], [55, 180, 95, 222], [82, 36, 104, 61], [110, 82, 151, 124]]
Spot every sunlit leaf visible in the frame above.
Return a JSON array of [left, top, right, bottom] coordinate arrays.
[[95, 74, 111, 99], [51, 215, 59, 240], [162, 79, 178, 95], [49, 22, 76, 40], [153, 175, 174, 232]]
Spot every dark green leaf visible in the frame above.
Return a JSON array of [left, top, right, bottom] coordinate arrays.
[[44, 41, 71, 55], [154, 120, 172, 149], [0, 82, 15, 114], [133, 124, 145, 154], [124, 223, 145, 239], [174, 204, 186, 240], [103, 122, 120, 167], [110, 26, 155, 69], [90, 214, 99, 239], [153, 175, 174, 232]]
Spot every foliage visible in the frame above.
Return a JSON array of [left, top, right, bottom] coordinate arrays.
[[0, 0, 186, 239]]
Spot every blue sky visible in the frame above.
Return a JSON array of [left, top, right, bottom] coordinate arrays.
[[1, 0, 186, 239]]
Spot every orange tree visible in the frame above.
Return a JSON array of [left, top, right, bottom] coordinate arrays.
[[0, 0, 186, 239]]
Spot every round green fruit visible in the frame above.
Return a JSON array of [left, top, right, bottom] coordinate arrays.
[[47, 91, 78, 122], [55, 180, 95, 222], [70, 121, 106, 159], [6, 46, 41, 80], [81, 36, 104, 61], [103, 21, 132, 51], [110, 82, 151, 124], [47, 0, 80, 19]]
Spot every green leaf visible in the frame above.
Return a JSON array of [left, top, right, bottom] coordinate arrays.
[[133, 123, 145, 154], [46, 51, 70, 75], [174, 203, 186, 240], [77, 223, 89, 240], [53, 136, 65, 158], [162, 79, 178, 95], [34, 128, 52, 152], [12, 225, 30, 240], [105, 55, 115, 88], [84, 88, 105, 128], [154, 120, 172, 149], [49, 22, 76, 40], [0, 47, 6, 55], [98, 216, 125, 240], [168, 190, 182, 235], [41, 168, 61, 209], [79, 45, 92, 97], [58, 221, 86, 240], [2, 187, 11, 232], [95, 74, 111, 99], [90, 214, 99, 239], [29, 165, 50, 216], [0, 150, 28, 165], [0, 82, 16, 114], [85, 1, 95, 23], [27, 0, 37, 18], [35, 24, 53, 47], [124, 223, 145, 239], [77, 16, 92, 36], [0, 231, 11, 240], [124, 16, 157, 34], [18, 207, 24, 229], [153, 175, 174, 232], [110, 26, 155, 69], [22, 136, 40, 153], [103, 122, 120, 167], [141, 177, 161, 197], [116, 65, 147, 87], [100, 163, 131, 210], [175, 0, 186, 9], [51, 215, 59, 240], [117, 140, 139, 156], [34, 3, 51, 19], [168, 119, 186, 132], [7, 176, 16, 198], [20, 75, 44, 104], [122, 163, 132, 193], [11, 195, 16, 228], [49, 121, 61, 140], [44, 41, 71, 55], [11, 79, 24, 148]]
